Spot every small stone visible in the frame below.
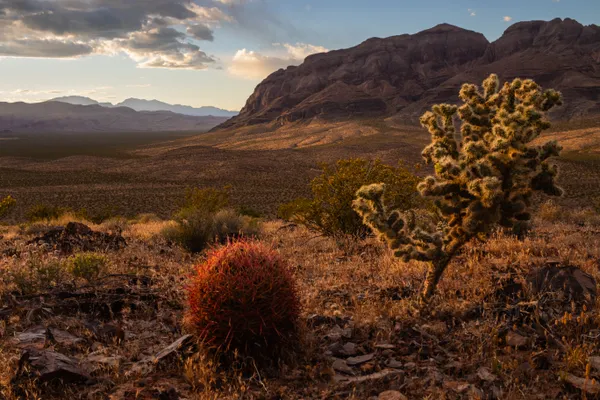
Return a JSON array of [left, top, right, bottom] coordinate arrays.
[[325, 325, 344, 341], [404, 362, 416, 369], [378, 390, 408, 400], [342, 342, 358, 356], [565, 374, 600, 395], [506, 331, 528, 348], [385, 358, 403, 369], [342, 327, 353, 339], [347, 353, 375, 366], [443, 380, 471, 393], [332, 358, 353, 374], [375, 343, 395, 349], [590, 356, 600, 371], [477, 366, 497, 382]]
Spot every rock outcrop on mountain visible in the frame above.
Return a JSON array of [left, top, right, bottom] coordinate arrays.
[[0, 102, 228, 133], [218, 18, 600, 130]]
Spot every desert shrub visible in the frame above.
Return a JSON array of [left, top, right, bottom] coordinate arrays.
[[163, 186, 259, 253], [163, 208, 258, 253], [26, 203, 66, 222], [537, 200, 563, 222], [182, 186, 231, 214], [74, 206, 119, 224], [238, 205, 262, 218], [68, 252, 108, 282], [279, 158, 421, 237], [8, 256, 67, 295], [354, 74, 564, 299], [0, 195, 16, 219], [185, 241, 300, 357]]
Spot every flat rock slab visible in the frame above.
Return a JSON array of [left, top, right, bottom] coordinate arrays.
[[346, 353, 375, 366], [20, 349, 90, 383], [334, 369, 402, 385]]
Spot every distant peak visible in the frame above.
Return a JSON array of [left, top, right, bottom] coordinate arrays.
[[420, 23, 469, 34]]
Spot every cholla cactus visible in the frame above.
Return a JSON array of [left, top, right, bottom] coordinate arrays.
[[0, 195, 15, 218], [353, 74, 563, 299]]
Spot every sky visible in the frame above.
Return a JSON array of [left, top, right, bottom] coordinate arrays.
[[0, 0, 597, 111]]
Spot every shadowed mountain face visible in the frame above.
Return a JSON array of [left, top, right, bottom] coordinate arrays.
[[0, 102, 229, 133], [218, 18, 600, 130]]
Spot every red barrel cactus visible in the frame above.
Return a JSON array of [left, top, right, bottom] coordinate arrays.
[[185, 240, 301, 356]]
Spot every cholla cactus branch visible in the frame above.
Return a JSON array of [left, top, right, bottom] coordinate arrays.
[[353, 74, 563, 299]]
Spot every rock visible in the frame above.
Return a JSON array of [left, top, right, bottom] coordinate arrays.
[[385, 358, 403, 369], [86, 322, 125, 344], [13, 326, 47, 349], [590, 356, 600, 371], [217, 19, 600, 132], [477, 366, 497, 382], [342, 342, 358, 356], [404, 362, 416, 370], [325, 325, 344, 341], [332, 358, 354, 374], [19, 349, 90, 383], [48, 328, 85, 348], [346, 353, 375, 366], [443, 380, 471, 393], [83, 354, 122, 373], [506, 331, 528, 348], [564, 374, 600, 394], [158, 387, 180, 400], [375, 343, 396, 350], [28, 222, 126, 254], [334, 369, 403, 385], [528, 264, 597, 309], [378, 390, 408, 400], [153, 335, 195, 364]]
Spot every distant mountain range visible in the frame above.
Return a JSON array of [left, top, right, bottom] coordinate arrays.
[[0, 101, 230, 133], [217, 18, 600, 131], [50, 96, 239, 118]]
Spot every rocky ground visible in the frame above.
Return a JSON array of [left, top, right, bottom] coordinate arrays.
[[0, 214, 600, 399]]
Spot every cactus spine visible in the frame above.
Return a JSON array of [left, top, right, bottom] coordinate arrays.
[[353, 74, 563, 299]]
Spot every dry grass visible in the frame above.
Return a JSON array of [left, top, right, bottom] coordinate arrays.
[[0, 204, 599, 398]]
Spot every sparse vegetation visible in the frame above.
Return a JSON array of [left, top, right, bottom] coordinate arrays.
[[185, 241, 301, 359], [26, 203, 67, 222], [0, 195, 15, 219], [354, 74, 564, 299], [279, 158, 421, 237], [162, 187, 259, 252], [68, 252, 108, 282]]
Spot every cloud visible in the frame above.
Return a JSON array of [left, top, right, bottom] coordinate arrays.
[[0, 0, 237, 69], [187, 24, 215, 41], [503, 16, 513, 22], [468, 9, 476, 17], [229, 42, 327, 80]]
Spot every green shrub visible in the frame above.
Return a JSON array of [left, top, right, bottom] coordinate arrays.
[[353, 74, 564, 299], [74, 206, 119, 224], [279, 158, 421, 237], [69, 252, 108, 282], [26, 204, 66, 222]]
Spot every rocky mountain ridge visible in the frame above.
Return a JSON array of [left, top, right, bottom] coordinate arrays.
[[217, 18, 600, 130]]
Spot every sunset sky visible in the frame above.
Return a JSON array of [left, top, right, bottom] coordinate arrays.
[[0, 0, 597, 110]]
